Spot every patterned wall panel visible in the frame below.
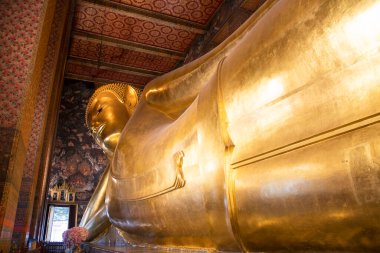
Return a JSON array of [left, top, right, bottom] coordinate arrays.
[[111, 0, 223, 24], [0, 1, 48, 251], [69, 37, 179, 72], [0, 0, 45, 128], [49, 80, 108, 223], [12, 0, 68, 246], [66, 63, 154, 85], [73, 1, 198, 52]]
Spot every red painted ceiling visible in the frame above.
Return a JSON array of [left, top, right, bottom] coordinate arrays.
[[65, 0, 222, 87], [64, 0, 266, 88], [109, 0, 222, 24]]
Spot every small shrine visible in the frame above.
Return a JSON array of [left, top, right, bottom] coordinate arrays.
[[48, 181, 76, 202]]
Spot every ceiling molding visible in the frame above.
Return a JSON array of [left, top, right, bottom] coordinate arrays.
[[71, 30, 186, 60], [65, 73, 146, 88], [67, 57, 161, 77], [79, 0, 206, 34]]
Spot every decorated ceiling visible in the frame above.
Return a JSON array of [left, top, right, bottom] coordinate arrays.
[[64, 0, 266, 88]]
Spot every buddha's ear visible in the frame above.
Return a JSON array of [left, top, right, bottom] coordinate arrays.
[[124, 85, 139, 114]]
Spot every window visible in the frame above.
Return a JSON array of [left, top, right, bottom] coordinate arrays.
[[45, 206, 70, 242]]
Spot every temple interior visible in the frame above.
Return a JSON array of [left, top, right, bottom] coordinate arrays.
[[1, 0, 380, 252]]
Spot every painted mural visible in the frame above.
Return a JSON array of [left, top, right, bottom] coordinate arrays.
[[49, 80, 108, 222]]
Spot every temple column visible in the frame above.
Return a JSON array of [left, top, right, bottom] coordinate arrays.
[[0, 0, 68, 251], [11, 0, 73, 248]]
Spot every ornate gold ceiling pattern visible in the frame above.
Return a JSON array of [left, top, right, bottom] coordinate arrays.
[[74, 2, 198, 51], [64, 0, 266, 86], [65, 0, 222, 86], [69, 37, 178, 73]]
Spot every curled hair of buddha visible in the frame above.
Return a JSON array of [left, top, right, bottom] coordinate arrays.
[[85, 83, 140, 127]]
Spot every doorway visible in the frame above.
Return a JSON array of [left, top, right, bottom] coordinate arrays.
[[44, 204, 77, 242]]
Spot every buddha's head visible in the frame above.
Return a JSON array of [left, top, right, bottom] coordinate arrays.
[[86, 83, 139, 157]]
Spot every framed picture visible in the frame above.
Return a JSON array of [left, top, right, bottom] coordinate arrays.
[[60, 190, 66, 201], [52, 192, 58, 201], [68, 192, 75, 202]]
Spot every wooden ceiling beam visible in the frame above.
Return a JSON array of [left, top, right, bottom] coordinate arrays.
[[72, 31, 186, 60], [79, 0, 206, 34], [65, 73, 146, 88], [67, 56, 162, 77]]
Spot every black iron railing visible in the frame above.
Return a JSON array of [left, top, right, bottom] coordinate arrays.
[[41, 242, 65, 253]]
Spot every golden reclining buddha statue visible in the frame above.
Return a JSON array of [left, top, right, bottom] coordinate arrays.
[[80, 0, 380, 251]]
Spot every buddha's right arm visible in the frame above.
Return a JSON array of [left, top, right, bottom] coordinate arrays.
[[79, 164, 110, 235], [82, 205, 111, 241], [143, 1, 273, 117]]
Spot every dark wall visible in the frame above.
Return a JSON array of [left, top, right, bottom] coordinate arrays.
[[184, 0, 266, 63], [48, 79, 108, 223]]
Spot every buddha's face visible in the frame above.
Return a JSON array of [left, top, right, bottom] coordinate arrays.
[[87, 91, 129, 157]]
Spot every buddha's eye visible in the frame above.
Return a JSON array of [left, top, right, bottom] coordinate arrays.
[[97, 107, 103, 115]]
